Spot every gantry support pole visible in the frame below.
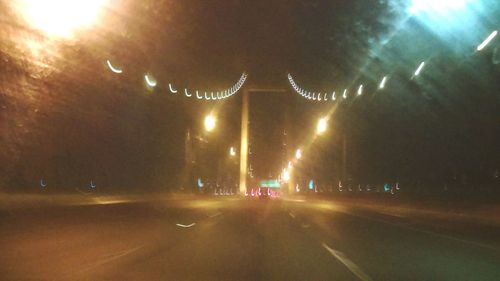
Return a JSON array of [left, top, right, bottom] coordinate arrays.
[[239, 89, 249, 194]]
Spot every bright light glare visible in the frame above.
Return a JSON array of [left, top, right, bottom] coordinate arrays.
[[106, 60, 122, 74], [357, 85, 363, 96], [204, 115, 216, 132], [282, 169, 290, 183], [144, 75, 157, 87], [477, 31, 497, 51], [295, 149, 302, 160], [230, 147, 236, 157], [169, 83, 177, 94], [414, 61, 425, 76], [16, 0, 107, 38], [379, 76, 388, 89], [410, 0, 468, 14], [288, 161, 293, 169], [317, 118, 327, 135]]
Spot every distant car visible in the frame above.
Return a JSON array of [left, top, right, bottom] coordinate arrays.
[[258, 188, 270, 199]]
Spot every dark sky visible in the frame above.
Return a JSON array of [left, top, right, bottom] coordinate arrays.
[[0, 0, 499, 192]]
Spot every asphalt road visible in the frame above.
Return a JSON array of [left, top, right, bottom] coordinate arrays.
[[1, 197, 499, 281]]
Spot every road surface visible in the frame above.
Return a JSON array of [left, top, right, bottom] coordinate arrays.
[[1, 197, 499, 280]]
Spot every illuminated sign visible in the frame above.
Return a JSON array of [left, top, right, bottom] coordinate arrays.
[[259, 180, 281, 189]]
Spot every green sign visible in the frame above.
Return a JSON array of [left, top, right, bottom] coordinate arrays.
[[259, 180, 281, 189]]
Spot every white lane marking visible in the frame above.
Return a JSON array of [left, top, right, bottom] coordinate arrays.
[[208, 212, 222, 218], [375, 211, 406, 219], [344, 211, 499, 252], [289, 212, 296, 219], [176, 223, 196, 228], [75, 245, 144, 274], [322, 243, 373, 281]]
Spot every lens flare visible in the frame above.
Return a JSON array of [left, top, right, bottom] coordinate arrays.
[[16, 0, 107, 38], [204, 115, 216, 132], [317, 118, 327, 135]]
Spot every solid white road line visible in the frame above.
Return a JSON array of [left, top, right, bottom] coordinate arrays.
[[289, 212, 296, 219], [208, 212, 222, 218], [74, 245, 145, 275], [322, 243, 373, 281]]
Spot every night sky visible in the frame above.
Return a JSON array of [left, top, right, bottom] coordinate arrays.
[[0, 0, 499, 192]]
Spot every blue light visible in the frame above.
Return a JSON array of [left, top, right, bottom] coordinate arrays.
[[408, 0, 482, 38], [197, 178, 204, 188], [410, 0, 469, 14], [308, 180, 314, 190]]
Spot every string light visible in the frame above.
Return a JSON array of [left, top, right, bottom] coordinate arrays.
[[477, 30, 497, 51], [379, 76, 388, 89], [357, 84, 363, 96], [169, 83, 177, 94], [144, 74, 157, 88], [106, 60, 122, 74], [414, 61, 425, 76]]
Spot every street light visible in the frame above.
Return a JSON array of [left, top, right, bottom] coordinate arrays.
[[295, 149, 302, 160], [204, 114, 216, 132], [317, 117, 328, 135], [229, 146, 236, 157], [282, 168, 290, 183], [414, 61, 425, 77], [410, 0, 468, 14], [477, 30, 498, 51], [15, 0, 107, 38]]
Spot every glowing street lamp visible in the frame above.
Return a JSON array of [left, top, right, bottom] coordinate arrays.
[[379, 76, 388, 89], [409, 0, 469, 14], [357, 84, 364, 96], [282, 168, 290, 183], [295, 149, 302, 160], [204, 114, 216, 132], [414, 61, 425, 77], [15, 0, 107, 38], [477, 30, 497, 51], [317, 117, 328, 135], [144, 74, 157, 88]]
